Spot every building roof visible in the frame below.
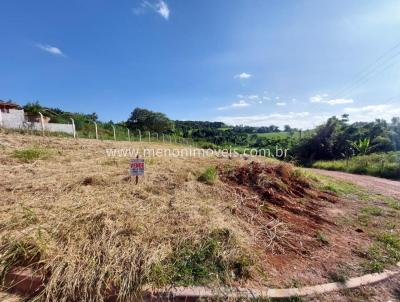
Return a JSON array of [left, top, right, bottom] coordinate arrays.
[[0, 100, 22, 109]]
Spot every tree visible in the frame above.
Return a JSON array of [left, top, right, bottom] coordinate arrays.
[[127, 108, 174, 133], [24, 101, 43, 114]]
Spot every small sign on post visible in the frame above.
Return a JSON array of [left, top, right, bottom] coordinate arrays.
[[130, 156, 144, 184]]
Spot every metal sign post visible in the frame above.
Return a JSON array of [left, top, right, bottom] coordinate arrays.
[[130, 155, 145, 184]]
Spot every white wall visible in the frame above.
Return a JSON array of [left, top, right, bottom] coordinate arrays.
[[0, 109, 74, 135]]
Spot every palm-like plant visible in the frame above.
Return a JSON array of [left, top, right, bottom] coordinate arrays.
[[352, 138, 370, 155]]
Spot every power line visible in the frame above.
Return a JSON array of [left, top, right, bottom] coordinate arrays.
[[330, 39, 400, 99]]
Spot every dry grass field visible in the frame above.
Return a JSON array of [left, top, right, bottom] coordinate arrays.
[[0, 131, 399, 301]]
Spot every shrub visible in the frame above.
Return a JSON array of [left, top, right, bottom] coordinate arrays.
[[198, 166, 218, 184]]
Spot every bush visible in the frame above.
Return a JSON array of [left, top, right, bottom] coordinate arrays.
[[198, 166, 218, 184]]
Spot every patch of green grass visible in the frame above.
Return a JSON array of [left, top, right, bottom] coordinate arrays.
[[312, 152, 400, 180], [198, 166, 218, 184], [361, 232, 400, 273], [0, 237, 44, 279], [387, 199, 400, 210], [321, 184, 339, 194], [12, 146, 52, 162], [360, 206, 383, 216], [358, 206, 384, 226], [311, 174, 380, 201], [150, 229, 252, 286]]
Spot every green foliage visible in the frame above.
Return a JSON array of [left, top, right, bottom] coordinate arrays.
[[198, 166, 218, 184], [150, 229, 252, 286], [360, 206, 383, 217], [352, 138, 370, 155], [23, 101, 42, 114], [293, 116, 399, 165], [127, 107, 173, 133], [313, 152, 400, 180], [361, 232, 400, 273], [13, 147, 52, 162], [0, 238, 44, 279]]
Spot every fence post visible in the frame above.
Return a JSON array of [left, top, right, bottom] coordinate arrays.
[[0, 109, 3, 127], [70, 117, 76, 139], [155, 133, 158, 141], [93, 121, 98, 139], [162, 134, 165, 143], [38, 112, 45, 136], [137, 129, 142, 142], [148, 131, 151, 142], [169, 136, 172, 143], [127, 128, 130, 141], [111, 125, 116, 141]]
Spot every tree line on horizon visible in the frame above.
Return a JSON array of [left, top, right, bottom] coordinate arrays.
[[23, 102, 400, 165]]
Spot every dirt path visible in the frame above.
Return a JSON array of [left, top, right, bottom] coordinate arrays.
[[309, 169, 400, 199]]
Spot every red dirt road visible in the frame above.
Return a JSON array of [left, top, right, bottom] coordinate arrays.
[[309, 169, 400, 199]]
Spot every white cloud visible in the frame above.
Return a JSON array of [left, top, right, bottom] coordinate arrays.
[[36, 44, 65, 56], [276, 102, 287, 106], [133, 0, 170, 20], [248, 95, 259, 100], [234, 72, 252, 79], [343, 104, 400, 122], [310, 94, 354, 105], [217, 112, 329, 129], [156, 0, 170, 19], [217, 100, 250, 111]]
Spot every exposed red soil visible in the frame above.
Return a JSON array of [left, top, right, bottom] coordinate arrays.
[[219, 162, 338, 253], [218, 162, 375, 287]]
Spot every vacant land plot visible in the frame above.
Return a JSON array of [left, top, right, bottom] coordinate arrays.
[[0, 132, 399, 301]]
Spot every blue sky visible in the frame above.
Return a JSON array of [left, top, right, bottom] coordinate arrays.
[[1, 0, 400, 129]]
